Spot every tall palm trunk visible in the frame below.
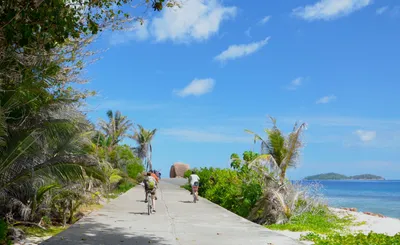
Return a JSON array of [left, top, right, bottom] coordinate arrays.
[[279, 169, 286, 186]]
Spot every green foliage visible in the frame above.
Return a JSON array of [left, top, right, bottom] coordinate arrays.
[[109, 171, 123, 184], [129, 125, 157, 171], [0, 219, 10, 245], [126, 162, 145, 179], [1, 0, 175, 50], [267, 207, 353, 234], [0, 0, 168, 233], [184, 170, 192, 179], [19, 225, 66, 238], [245, 117, 306, 184], [191, 155, 264, 218], [136, 174, 145, 184], [300, 232, 400, 245], [98, 111, 132, 150], [117, 178, 135, 193]]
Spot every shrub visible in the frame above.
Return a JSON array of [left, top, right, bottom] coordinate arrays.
[[117, 178, 135, 193], [300, 232, 400, 245], [191, 167, 263, 218], [126, 163, 145, 180], [136, 173, 145, 184], [184, 170, 192, 179], [0, 219, 10, 245]]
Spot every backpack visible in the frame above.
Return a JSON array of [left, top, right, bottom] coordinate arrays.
[[145, 177, 156, 190]]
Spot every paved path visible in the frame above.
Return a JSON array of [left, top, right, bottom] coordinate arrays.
[[42, 180, 301, 245]]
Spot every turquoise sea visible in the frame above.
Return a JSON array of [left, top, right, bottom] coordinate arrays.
[[302, 180, 400, 218]]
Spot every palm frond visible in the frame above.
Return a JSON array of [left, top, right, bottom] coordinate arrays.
[[0, 107, 7, 147], [0, 130, 40, 176], [281, 122, 306, 170], [36, 183, 60, 205]]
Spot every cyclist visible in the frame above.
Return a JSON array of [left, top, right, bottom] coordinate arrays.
[[189, 170, 200, 202], [143, 172, 157, 212], [150, 170, 159, 183]]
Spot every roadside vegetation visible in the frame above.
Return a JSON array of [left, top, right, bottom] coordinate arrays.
[[0, 0, 171, 243], [300, 232, 400, 245], [183, 118, 400, 244]]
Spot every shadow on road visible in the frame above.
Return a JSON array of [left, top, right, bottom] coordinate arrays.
[[129, 212, 149, 215], [41, 220, 172, 245], [178, 200, 193, 204]]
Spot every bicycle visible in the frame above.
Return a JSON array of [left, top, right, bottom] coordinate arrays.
[[146, 191, 153, 215], [192, 182, 199, 203]]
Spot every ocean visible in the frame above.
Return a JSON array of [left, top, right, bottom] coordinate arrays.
[[301, 180, 400, 218]]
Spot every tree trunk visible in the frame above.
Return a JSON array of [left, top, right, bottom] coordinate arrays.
[[68, 200, 74, 224], [62, 208, 67, 227], [88, 179, 93, 191], [279, 170, 286, 186], [148, 147, 153, 171]]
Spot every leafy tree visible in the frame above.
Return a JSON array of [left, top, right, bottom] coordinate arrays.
[[0, 0, 175, 50], [245, 117, 306, 185], [129, 125, 156, 171], [0, 0, 174, 227]]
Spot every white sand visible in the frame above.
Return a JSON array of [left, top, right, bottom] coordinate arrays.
[[331, 208, 400, 236], [273, 208, 400, 244]]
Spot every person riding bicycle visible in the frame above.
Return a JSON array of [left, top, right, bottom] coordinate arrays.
[[150, 170, 159, 183], [189, 170, 200, 202], [143, 172, 157, 212]]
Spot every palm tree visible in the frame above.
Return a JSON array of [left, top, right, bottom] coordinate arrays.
[[0, 105, 105, 220], [129, 125, 156, 171], [245, 117, 306, 185], [98, 110, 132, 149]]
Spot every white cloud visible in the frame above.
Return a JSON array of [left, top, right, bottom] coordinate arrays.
[[214, 37, 271, 62], [109, 0, 236, 44], [151, 0, 236, 43], [110, 22, 149, 45], [259, 15, 271, 24], [354, 130, 376, 142], [376, 6, 389, 15], [174, 78, 215, 97], [287, 77, 303, 90], [293, 0, 372, 21], [316, 95, 336, 104], [160, 128, 249, 143]]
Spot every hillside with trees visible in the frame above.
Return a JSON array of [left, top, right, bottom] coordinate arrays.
[[304, 173, 385, 180]]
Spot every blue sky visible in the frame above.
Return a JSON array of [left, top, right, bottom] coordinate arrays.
[[84, 0, 400, 179]]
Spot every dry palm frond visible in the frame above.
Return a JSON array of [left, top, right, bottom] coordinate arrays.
[[129, 125, 156, 171], [245, 117, 307, 185]]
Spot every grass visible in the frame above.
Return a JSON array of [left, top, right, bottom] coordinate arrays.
[[79, 203, 104, 214], [267, 207, 354, 234], [19, 225, 67, 237], [300, 232, 400, 245]]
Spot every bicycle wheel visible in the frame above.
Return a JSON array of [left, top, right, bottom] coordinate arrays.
[[147, 193, 152, 215]]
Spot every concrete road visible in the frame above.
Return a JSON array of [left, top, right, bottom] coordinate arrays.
[[42, 180, 301, 245]]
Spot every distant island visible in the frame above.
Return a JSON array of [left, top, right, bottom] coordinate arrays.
[[304, 172, 385, 180]]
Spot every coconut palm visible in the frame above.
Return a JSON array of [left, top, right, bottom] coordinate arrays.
[[98, 110, 132, 149], [0, 104, 105, 220], [129, 125, 156, 171], [245, 117, 306, 185]]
